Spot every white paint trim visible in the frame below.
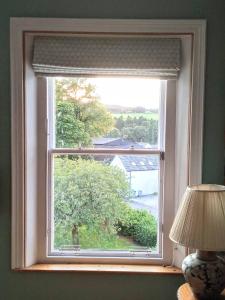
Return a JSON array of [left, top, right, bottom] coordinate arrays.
[[36, 77, 48, 263], [11, 19, 25, 269], [189, 22, 206, 185], [162, 80, 176, 264], [11, 18, 206, 269], [10, 17, 206, 34]]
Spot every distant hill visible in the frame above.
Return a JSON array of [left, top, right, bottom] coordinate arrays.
[[106, 105, 158, 114]]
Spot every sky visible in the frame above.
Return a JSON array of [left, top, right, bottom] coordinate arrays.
[[88, 77, 160, 109]]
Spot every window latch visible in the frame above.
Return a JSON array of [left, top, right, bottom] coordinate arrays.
[[160, 152, 165, 160]]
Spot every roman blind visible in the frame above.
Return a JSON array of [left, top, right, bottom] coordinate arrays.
[[32, 36, 181, 78]]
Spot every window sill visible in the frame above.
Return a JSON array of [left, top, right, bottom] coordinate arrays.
[[15, 264, 182, 274]]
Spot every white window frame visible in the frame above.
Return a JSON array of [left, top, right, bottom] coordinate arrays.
[[11, 18, 206, 269]]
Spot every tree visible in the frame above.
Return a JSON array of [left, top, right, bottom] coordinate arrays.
[[147, 119, 158, 145], [133, 106, 146, 113], [115, 116, 124, 131], [54, 158, 130, 245], [114, 115, 158, 145], [106, 128, 121, 138], [56, 78, 114, 147]]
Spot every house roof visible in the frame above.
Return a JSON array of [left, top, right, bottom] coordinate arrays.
[[92, 137, 121, 145], [118, 155, 159, 172], [93, 138, 159, 170], [93, 138, 144, 149]]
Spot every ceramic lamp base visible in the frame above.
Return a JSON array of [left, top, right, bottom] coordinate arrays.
[[182, 250, 225, 300]]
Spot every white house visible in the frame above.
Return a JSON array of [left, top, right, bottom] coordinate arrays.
[[110, 155, 159, 196]]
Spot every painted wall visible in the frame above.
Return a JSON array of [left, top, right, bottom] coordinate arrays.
[[1, 0, 225, 299], [130, 170, 158, 195]]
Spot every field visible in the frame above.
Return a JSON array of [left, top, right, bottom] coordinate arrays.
[[113, 112, 158, 120]]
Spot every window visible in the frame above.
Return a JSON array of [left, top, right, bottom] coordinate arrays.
[[47, 77, 166, 259], [11, 18, 206, 269]]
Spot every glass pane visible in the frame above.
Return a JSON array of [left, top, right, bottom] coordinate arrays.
[[54, 77, 160, 149], [52, 154, 160, 254]]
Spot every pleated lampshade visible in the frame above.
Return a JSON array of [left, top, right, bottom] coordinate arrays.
[[169, 184, 225, 251]]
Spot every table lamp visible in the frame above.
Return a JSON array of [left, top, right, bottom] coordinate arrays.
[[169, 184, 225, 300]]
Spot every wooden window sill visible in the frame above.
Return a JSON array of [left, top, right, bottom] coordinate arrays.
[[15, 264, 182, 274]]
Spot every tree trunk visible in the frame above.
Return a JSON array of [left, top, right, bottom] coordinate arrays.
[[72, 224, 79, 245]]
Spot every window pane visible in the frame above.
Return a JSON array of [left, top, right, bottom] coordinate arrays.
[[54, 77, 160, 149], [52, 154, 160, 254]]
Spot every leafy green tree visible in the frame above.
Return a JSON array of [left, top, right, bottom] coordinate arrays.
[[133, 125, 149, 142], [114, 115, 158, 145], [56, 78, 114, 147], [121, 126, 133, 140], [147, 119, 158, 145], [115, 116, 125, 131], [106, 128, 121, 138], [125, 115, 134, 126], [121, 125, 148, 142], [56, 102, 90, 147], [136, 116, 147, 125], [54, 158, 130, 246]]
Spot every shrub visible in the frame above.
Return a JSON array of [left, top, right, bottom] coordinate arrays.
[[117, 207, 157, 248]]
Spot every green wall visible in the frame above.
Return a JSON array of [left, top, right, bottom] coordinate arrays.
[[1, 0, 225, 299]]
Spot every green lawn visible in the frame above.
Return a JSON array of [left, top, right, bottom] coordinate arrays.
[[79, 226, 136, 250], [54, 225, 137, 250], [113, 112, 158, 120]]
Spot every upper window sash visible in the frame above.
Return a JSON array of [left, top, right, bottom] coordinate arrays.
[[47, 78, 166, 152]]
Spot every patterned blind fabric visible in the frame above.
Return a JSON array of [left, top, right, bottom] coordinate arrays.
[[32, 36, 181, 78]]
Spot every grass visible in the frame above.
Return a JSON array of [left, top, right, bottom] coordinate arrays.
[[54, 225, 137, 250], [113, 112, 158, 120], [79, 226, 135, 250]]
